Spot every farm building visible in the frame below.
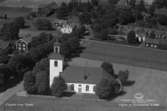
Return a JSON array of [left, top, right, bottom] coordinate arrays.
[[49, 41, 123, 94], [144, 38, 167, 49]]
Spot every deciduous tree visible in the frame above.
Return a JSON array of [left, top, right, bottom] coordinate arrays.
[[51, 77, 67, 97], [33, 18, 52, 30], [35, 71, 49, 95]]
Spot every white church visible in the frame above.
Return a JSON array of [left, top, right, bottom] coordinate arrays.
[[49, 42, 123, 94]]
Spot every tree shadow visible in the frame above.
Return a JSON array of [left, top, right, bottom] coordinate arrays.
[[107, 91, 127, 101], [123, 80, 135, 87], [62, 92, 75, 97]]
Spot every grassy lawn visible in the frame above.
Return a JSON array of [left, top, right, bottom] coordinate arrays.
[[113, 63, 167, 106], [81, 40, 167, 71], [0, 59, 167, 111], [0, 94, 165, 111]]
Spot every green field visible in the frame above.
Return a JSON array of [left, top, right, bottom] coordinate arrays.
[[81, 40, 167, 71]]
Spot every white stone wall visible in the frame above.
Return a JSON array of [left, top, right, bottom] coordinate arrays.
[[66, 83, 96, 94], [49, 59, 63, 87]]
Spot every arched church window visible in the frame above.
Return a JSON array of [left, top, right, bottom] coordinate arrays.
[[54, 47, 59, 53], [54, 61, 58, 67]]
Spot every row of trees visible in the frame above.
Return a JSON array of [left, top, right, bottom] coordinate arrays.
[[0, 17, 25, 41]]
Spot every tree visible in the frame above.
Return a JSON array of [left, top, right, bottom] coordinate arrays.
[[91, 0, 99, 6], [57, 2, 69, 19], [33, 18, 52, 30], [153, 0, 167, 8], [95, 77, 121, 99], [118, 9, 135, 25], [23, 71, 37, 94], [118, 70, 129, 84], [28, 41, 53, 62], [30, 33, 53, 48], [101, 62, 114, 76], [79, 11, 92, 24], [0, 65, 14, 88], [51, 77, 67, 97], [94, 28, 109, 40], [135, 0, 146, 13], [128, 0, 136, 9], [149, 31, 156, 39], [60, 34, 80, 58], [32, 58, 49, 74], [0, 22, 19, 41], [13, 17, 25, 28], [157, 15, 167, 26], [127, 30, 137, 44], [108, 0, 118, 6], [8, 54, 35, 81], [35, 71, 49, 95]]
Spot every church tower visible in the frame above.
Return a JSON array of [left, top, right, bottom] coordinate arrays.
[[49, 41, 64, 87]]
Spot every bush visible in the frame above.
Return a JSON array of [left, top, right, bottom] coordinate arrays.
[[95, 77, 121, 99], [118, 70, 129, 84], [35, 71, 49, 95], [23, 71, 37, 94], [33, 18, 52, 30], [94, 28, 109, 40], [8, 54, 35, 81], [0, 65, 13, 86], [51, 77, 67, 97]]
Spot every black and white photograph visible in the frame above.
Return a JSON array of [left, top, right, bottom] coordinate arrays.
[[0, 0, 167, 111]]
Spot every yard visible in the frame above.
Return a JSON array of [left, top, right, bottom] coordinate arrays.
[[81, 40, 167, 71], [0, 58, 167, 111]]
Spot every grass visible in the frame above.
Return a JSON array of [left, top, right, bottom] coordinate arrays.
[[81, 40, 167, 71], [0, 58, 167, 111], [0, 94, 165, 111], [113, 63, 167, 106]]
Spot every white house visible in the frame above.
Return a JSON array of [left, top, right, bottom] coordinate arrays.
[[60, 24, 73, 34], [49, 42, 123, 94]]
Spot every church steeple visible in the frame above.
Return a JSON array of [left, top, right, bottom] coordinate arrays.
[[49, 41, 64, 87], [53, 41, 61, 54]]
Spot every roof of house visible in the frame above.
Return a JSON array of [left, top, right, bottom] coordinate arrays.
[[61, 58, 115, 84], [145, 38, 160, 44]]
